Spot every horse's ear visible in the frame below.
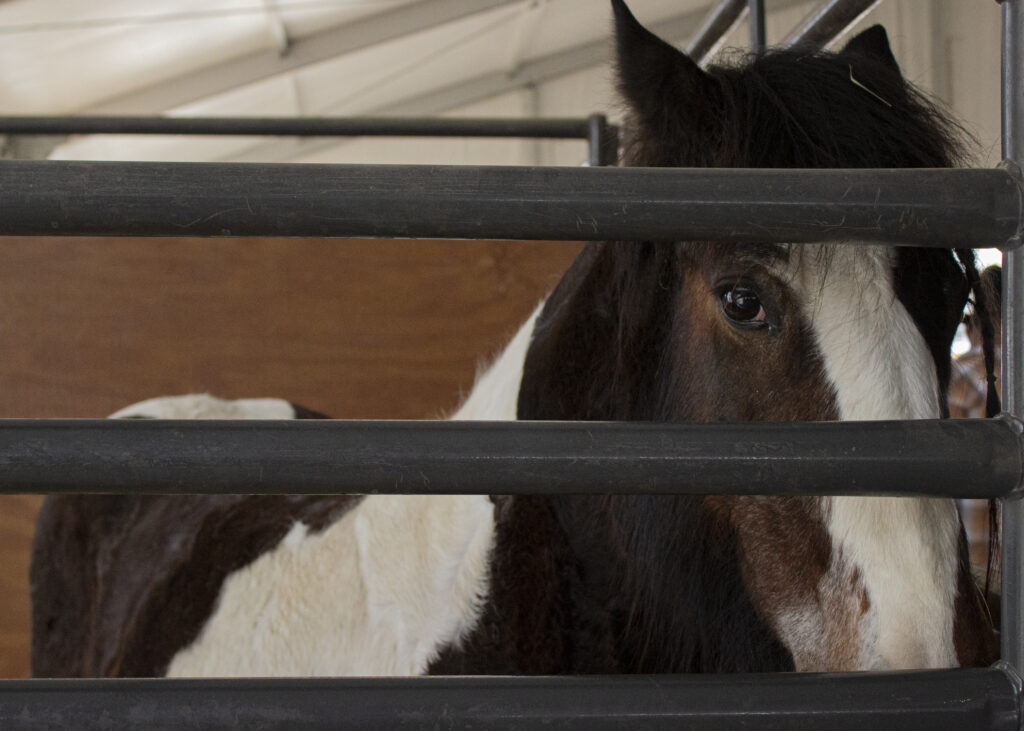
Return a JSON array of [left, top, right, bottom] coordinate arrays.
[[841, 25, 900, 74], [611, 0, 715, 123]]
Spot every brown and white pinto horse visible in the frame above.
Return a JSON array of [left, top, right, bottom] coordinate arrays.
[[32, 0, 998, 677]]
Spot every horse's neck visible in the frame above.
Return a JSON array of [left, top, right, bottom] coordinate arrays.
[[551, 495, 795, 673], [428, 494, 588, 674], [429, 490, 794, 675]]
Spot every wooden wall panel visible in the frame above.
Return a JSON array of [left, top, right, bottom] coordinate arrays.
[[0, 236, 582, 678], [0, 495, 43, 678]]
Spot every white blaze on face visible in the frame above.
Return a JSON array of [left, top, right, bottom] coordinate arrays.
[[780, 245, 960, 670]]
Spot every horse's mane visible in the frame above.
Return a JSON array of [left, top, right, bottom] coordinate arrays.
[[620, 28, 971, 171]]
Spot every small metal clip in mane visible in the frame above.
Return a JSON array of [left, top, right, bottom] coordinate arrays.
[[849, 65, 893, 108]]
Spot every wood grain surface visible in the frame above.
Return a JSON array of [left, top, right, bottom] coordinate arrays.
[[0, 495, 43, 678], [0, 235, 581, 678]]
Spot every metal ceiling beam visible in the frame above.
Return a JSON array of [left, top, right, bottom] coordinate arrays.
[[221, 0, 810, 164], [80, 0, 525, 115]]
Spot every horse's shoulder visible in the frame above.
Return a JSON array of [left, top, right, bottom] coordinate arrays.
[[32, 491, 359, 677], [31, 393, 344, 677]]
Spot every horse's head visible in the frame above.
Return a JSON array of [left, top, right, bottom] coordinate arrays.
[[517, 0, 997, 671]]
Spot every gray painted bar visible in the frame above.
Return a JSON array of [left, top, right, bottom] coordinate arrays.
[[1002, 0, 1024, 683], [0, 670, 1018, 730], [0, 162, 1018, 247], [0, 417, 1017, 497]]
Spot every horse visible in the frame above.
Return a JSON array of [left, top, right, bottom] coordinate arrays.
[[31, 0, 999, 677]]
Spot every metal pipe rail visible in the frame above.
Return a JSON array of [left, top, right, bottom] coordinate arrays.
[[0, 417, 1018, 497], [1002, 0, 1024, 680], [0, 115, 608, 140], [749, 0, 766, 52], [0, 162, 1020, 247], [783, 0, 882, 48], [0, 114, 620, 167], [686, 0, 748, 64], [0, 670, 1018, 731]]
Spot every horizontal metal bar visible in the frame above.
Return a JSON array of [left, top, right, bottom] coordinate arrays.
[[0, 417, 1018, 497], [0, 115, 602, 140], [1, 670, 1018, 730], [0, 162, 1019, 246], [783, 0, 882, 48]]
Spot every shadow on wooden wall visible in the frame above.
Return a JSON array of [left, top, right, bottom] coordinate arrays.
[[0, 235, 581, 678]]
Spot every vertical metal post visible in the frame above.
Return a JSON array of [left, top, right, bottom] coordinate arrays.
[[748, 0, 766, 53], [586, 113, 618, 166], [1001, 0, 1024, 677]]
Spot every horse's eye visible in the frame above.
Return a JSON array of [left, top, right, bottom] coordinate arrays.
[[721, 287, 769, 328]]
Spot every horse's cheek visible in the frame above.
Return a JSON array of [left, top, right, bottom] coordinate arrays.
[[670, 281, 737, 420], [726, 497, 864, 670]]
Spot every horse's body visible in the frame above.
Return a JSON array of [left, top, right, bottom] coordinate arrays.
[[31, 0, 998, 677]]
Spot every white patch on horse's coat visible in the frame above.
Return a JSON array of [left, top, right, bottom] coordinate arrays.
[[109, 394, 297, 420], [282, 522, 309, 549], [451, 302, 543, 421], [152, 308, 541, 677], [166, 493, 495, 677], [781, 245, 959, 670]]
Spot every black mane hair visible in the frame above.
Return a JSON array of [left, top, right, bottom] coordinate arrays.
[[620, 30, 971, 171]]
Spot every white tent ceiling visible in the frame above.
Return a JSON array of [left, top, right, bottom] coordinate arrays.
[[0, 0, 1005, 166], [0, 0, 722, 116], [0, 0, 807, 162]]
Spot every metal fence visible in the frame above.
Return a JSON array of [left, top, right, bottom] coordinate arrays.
[[2, 0, 1023, 728], [0, 114, 620, 168]]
